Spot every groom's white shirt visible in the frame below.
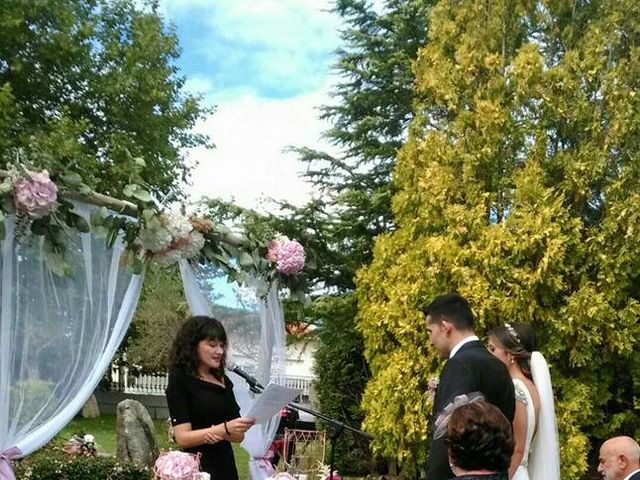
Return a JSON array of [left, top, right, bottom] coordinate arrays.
[[449, 335, 479, 358], [623, 469, 640, 480]]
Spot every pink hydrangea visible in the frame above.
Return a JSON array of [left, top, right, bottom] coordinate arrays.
[[13, 170, 58, 218], [62, 435, 97, 457], [276, 240, 305, 274], [154, 451, 201, 480], [268, 239, 305, 275]]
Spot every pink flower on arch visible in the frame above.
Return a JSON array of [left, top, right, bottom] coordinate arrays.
[[13, 170, 58, 218], [266, 237, 306, 275]]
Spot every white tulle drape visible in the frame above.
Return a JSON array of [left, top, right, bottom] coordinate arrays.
[[0, 204, 144, 479], [529, 351, 560, 480], [179, 260, 286, 480]]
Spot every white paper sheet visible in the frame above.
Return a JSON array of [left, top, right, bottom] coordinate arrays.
[[245, 382, 301, 424]]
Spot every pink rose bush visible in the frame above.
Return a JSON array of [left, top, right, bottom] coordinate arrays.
[[267, 235, 306, 275], [13, 170, 58, 218], [154, 451, 201, 480]]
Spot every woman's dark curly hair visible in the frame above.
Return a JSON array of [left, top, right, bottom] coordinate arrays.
[[446, 401, 514, 473], [168, 316, 228, 380], [488, 322, 536, 380]]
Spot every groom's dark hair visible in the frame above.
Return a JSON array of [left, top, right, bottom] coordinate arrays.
[[422, 292, 474, 331]]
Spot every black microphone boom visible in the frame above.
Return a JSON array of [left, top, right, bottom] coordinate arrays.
[[229, 365, 264, 390], [229, 363, 373, 480]]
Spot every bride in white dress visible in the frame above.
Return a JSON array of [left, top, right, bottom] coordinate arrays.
[[487, 323, 560, 480]]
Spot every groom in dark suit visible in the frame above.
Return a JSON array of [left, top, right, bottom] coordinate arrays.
[[423, 293, 515, 480], [598, 436, 640, 480]]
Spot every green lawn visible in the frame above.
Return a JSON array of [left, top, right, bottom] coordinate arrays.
[[55, 414, 250, 480]]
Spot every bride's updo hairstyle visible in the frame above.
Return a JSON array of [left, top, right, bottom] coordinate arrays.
[[488, 322, 536, 380]]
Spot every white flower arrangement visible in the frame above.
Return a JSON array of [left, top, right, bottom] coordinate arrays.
[[317, 463, 341, 480], [136, 213, 205, 266]]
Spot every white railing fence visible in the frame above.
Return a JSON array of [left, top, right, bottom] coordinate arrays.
[[109, 367, 314, 404]]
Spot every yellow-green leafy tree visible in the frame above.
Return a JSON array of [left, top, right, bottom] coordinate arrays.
[[357, 0, 640, 478]]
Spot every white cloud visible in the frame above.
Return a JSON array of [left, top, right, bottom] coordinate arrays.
[[161, 0, 337, 51], [157, 0, 343, 211], [160, 0, 339, 99], [183, 74, 215, 96], [185, 85, 335, 210], [204, 0, 336, 47]]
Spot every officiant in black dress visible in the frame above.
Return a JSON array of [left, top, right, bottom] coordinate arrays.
[[166, 316, 255, 480], [422, 293, 515, 480]]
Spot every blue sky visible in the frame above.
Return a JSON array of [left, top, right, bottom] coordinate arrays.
[[157, 0, 343, 209], [164, 0, 340, 101]]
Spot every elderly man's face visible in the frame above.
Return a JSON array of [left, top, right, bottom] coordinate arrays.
[[598, 444, 623, 480]]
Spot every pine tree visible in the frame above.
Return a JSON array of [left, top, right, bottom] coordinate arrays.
[[278, 0, 434, 474]]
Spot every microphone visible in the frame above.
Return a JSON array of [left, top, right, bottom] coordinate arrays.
[[229, 365, 264, 390]]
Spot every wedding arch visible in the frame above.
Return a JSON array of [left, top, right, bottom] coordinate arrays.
[[0, 164, 306, 480]]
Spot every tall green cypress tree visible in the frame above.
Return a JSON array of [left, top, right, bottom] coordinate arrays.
[[357, 0, 640, 477]]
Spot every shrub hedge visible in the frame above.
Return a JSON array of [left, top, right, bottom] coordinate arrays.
[[12, 446, 153, 480]]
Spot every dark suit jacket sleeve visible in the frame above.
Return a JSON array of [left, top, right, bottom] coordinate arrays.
[[426, 358, 476, 480]]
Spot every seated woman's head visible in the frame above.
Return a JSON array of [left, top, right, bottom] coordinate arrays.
[[446, 400, 514, 474]]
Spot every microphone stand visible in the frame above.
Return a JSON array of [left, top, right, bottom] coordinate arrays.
[[231, 371, 372, 480]]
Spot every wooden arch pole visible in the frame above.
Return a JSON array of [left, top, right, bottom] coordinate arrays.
[[0, 169, 248, 246]]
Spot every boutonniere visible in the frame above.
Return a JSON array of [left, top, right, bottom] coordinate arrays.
[[427, 376, 439, 398]]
